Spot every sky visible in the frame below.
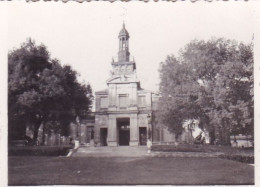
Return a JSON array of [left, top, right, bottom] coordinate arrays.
[[7, 1, 255, 94]]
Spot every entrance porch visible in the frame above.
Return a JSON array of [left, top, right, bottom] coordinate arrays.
[[106, 114, 141, 146]]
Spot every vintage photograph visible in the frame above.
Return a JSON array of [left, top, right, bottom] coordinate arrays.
[[5, 0, 256, 185]]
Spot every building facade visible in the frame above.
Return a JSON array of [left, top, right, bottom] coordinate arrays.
[[94, 24, 152, 146], [25, 24, 196, 146]]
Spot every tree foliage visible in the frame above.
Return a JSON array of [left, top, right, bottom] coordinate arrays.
[[158, 38, 253, 145], [8, 39, 93, 143]]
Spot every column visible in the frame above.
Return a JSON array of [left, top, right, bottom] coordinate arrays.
[[107, 115, 117, 146], [129, 83, 138, 110], [108, 84, 117, 111], [130, 114, 139, 146]]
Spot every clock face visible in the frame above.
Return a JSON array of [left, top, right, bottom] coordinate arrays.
[[121, 65, 126, 71], [127, 65, 132, 71]]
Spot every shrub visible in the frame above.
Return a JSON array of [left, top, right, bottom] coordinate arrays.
[[218, 154, 254, 164]]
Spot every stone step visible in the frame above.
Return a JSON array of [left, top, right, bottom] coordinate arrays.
[[73, 146, 149, 157], [72, 146, 222, 158]]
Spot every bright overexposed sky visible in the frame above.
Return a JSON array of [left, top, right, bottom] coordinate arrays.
[[7, 1, 255, 93]]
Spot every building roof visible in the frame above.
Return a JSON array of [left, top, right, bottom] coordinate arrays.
[[137, 88, 152, 93], [119, 23, 129, 37], [95, 89, 108, 95]]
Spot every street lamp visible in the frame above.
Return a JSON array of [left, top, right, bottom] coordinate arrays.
[[76, 116, 79, 137], [75, 116, 81, 149], [147, 113, 153, 142], [147, 113, 153, 153]]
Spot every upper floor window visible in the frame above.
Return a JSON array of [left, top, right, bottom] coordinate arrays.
[[119, 95, 128, 108], [100, 97, 108, 108], [138, 96, 146, 107]]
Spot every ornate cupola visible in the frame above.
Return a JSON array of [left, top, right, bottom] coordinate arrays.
[[118, 23, 130, 62], [107, 23, 140, 88]]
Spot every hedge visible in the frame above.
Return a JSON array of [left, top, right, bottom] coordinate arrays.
[[8, 145, 73, 156]]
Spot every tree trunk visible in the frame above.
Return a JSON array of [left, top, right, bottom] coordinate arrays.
[[209, 127, 215, 145], [222, 121, 231, 146], [225, 130, 231, 146], [33, 122, 41, 145], [41, 122, 46, 146]]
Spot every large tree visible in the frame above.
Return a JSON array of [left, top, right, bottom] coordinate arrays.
[[8, 39, 93, 143], [158, 38, 253, 145]]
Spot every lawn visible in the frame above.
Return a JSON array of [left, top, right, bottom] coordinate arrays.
[[9, 156, 254, 185], [152, 144, 254, 155], [152, 144, 254, 163]]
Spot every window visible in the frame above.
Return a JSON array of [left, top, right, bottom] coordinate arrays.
[[138, 96, 146, 107], [100, 97, 108, 108], [119, 95, 128, 108], [120, 124, 130, 129]]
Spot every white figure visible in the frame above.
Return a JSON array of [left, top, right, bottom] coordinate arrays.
[[147, 139, 152, 154]]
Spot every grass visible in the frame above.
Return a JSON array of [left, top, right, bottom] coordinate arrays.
[[8, 156, 254, 185], [152, 144, 254, 154], [151, 144, 254, 163]]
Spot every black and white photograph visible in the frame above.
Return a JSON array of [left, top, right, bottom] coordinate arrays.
[[0, 0, 259, 186]]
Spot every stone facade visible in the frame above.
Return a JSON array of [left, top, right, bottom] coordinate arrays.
[[89, 24, 195, 146], [25, 24, 198, 146], [94, 24, 152, 146]]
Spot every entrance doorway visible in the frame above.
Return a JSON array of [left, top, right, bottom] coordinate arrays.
[[100, 128, 107, 146], [117, 118, 130, 146], [139, 127, 147, 145]]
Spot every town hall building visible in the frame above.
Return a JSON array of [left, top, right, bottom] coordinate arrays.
[[29, 24, 195, 146], [94, 23, 153, 146], [68, 23, 195, 147]]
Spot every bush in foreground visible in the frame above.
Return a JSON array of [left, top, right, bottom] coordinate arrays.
[[8, 145, 73, 156]]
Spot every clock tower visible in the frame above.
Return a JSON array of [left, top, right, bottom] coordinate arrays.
[[95, 23, 152, 147], [118, 22, 130, 62], [109, 23, 139, 82]]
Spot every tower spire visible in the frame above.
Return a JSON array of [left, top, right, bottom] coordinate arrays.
[[118, 23, 130, 62], [109, 23, 137, 79]]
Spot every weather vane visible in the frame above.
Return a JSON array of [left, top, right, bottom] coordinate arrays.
[[120, 6, 127, 23]]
